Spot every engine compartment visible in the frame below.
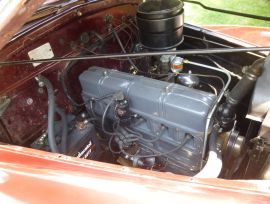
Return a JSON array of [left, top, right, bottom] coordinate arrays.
[[0, 0, 269, 179]]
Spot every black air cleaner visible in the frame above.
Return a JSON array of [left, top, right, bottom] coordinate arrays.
[[137, 0, 184, 50]]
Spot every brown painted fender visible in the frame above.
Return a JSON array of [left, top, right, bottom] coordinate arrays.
[[204, 25, 270, 46]]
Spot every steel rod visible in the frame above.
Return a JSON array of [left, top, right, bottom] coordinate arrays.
[[0, 47, 269, 67]]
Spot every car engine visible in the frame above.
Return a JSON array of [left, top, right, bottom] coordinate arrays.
[[26, 0, 270, 177], [1, 0, 270, 180], [79, 67, 216, 175]]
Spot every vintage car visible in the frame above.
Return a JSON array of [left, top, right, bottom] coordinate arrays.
[[0, 0, 270, 203]]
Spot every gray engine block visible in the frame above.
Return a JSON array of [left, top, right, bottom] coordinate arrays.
[[79, 67, 216, 175]]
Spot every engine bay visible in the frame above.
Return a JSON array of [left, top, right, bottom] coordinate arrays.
[[0, 0, 270, 179]]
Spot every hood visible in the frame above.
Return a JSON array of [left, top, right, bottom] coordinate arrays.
[[0, 0, 45, 50]]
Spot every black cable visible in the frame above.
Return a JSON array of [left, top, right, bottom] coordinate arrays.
[[191, 73, 225, 89], [88, 92, 116, 119], [124, 127, 162, 143], [60, 61, 85, 107], [200, 80, 218, 95], [183, 0, 270, 21], [121, 134, 192, 158], [101, 97, 117, 136], [60, 25, 131, 107], [112, 29, 140, 72], [60, 37, 102, 107], [93, 93, 115, 102], [108, 135, 122, 154], [183, 35, 232, 49]]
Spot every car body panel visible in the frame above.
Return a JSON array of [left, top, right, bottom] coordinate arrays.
[[205, 25, 270, 47], [0, 145, 270, 203], [0, 0, 45, 50]]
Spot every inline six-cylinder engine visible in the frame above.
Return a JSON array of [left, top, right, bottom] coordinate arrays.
[[79, 67, 217, 175]]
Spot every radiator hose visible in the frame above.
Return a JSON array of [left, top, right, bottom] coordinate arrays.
[[55, 107, 68, 154], [36, 76, 68, 153], [196, 58, 265, 178], [216, 58, 264, 131], [37, 75, 59, 153]]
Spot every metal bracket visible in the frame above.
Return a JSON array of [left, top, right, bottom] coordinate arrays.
[[259, 108, 270, 143]]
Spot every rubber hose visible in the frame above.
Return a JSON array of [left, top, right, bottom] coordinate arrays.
[[227, 58, 264, 105], [216, 58, 264, 130], [55, 107, 68, 154], [38, 75, 59, 153]]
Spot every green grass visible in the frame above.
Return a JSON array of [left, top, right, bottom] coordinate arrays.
[[184, 0, 270, 27]]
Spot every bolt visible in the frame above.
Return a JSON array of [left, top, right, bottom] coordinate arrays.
[[26, 98, 33, 105], [216, 144, 222, 149], [153, 112, 158, 116], [224, 90, 229, 97], [165, 86, 170, 93], [38, 81, 44, 87], [38, 87, 44, 94], [83, 119, 89, 125], [77, 11, 82, 16], [190, 166, 196, 171], [81, 112, 87, 118], [35, 76, 45, 87]]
